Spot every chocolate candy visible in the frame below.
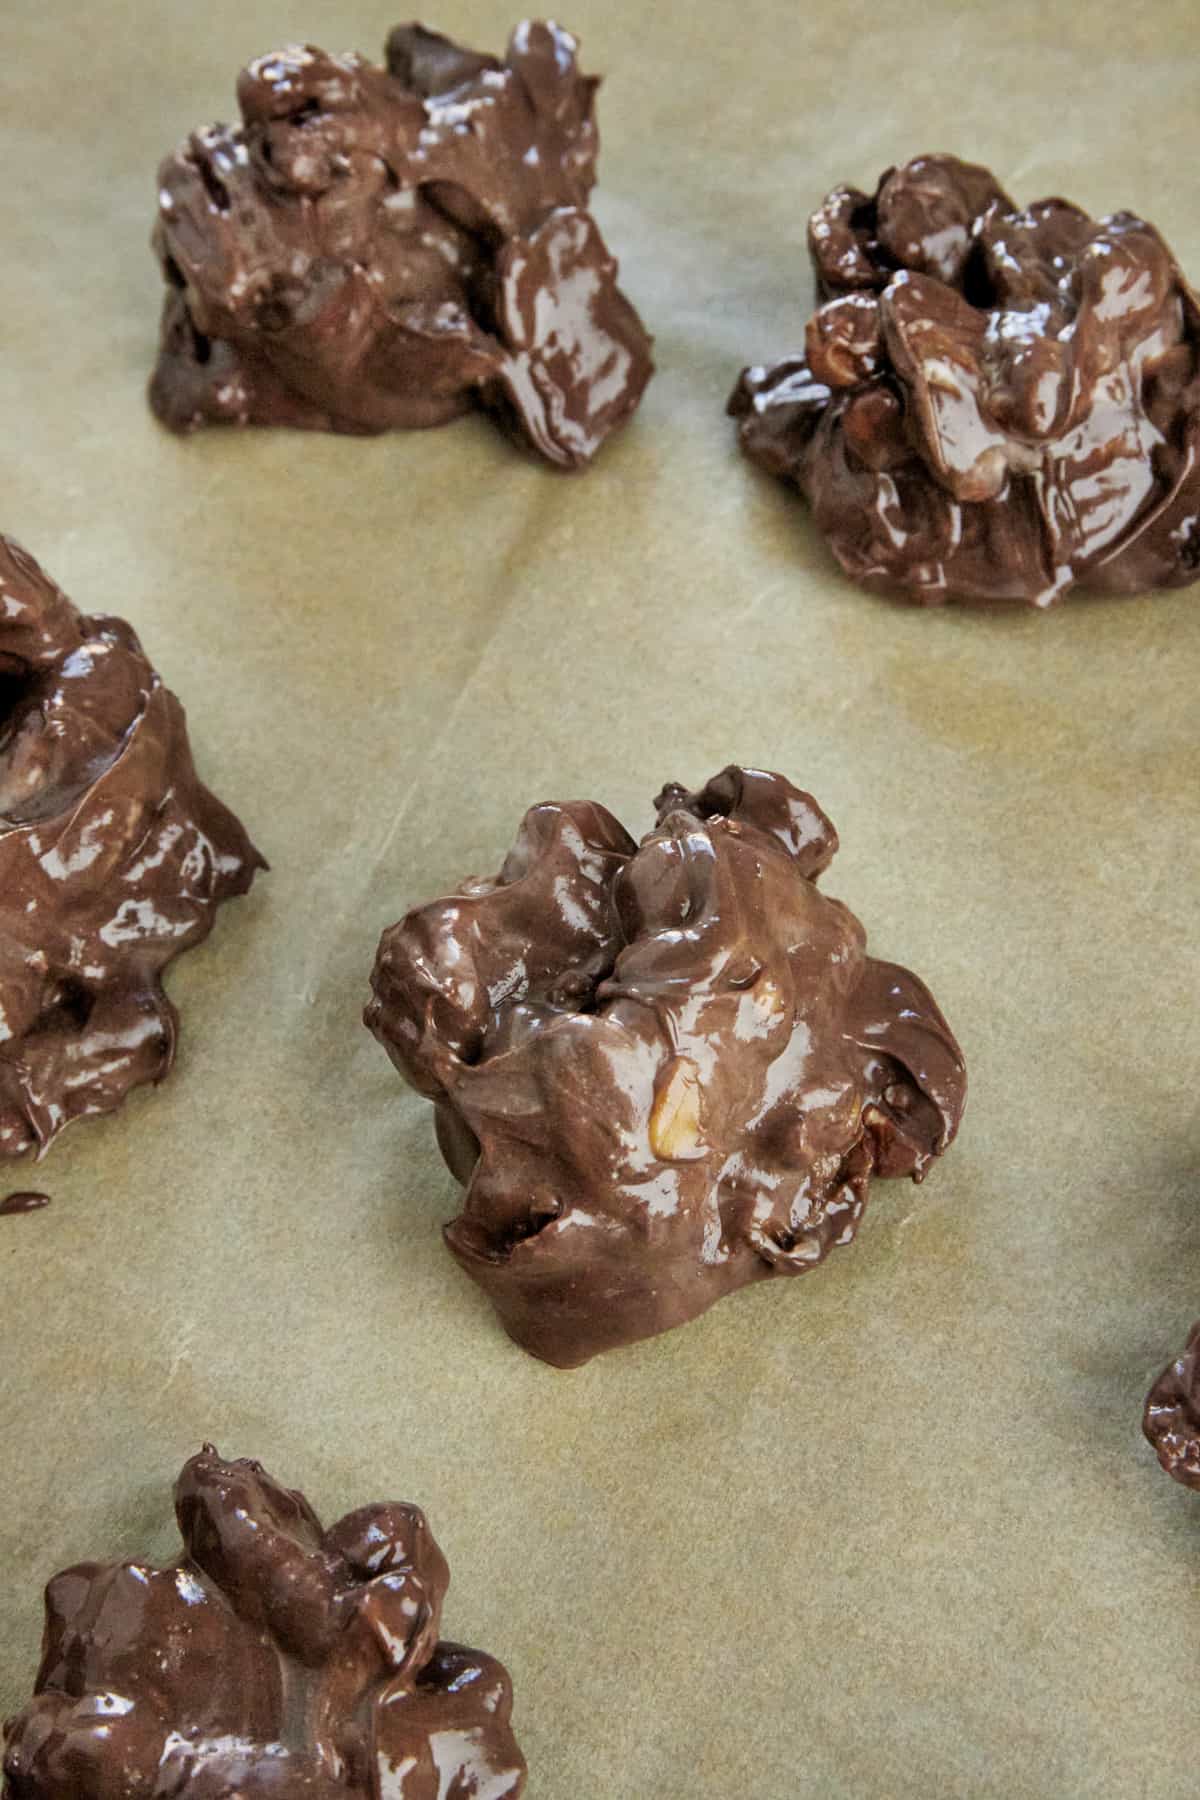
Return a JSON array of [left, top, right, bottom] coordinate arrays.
[[1144, 1323, 1200, 1489], [150, 20, 654, 468], [0, 1191, 50, 1216], [0, 536, 262, 1159], [729, 154, 1200, 606], [366, 766, 966, 1366], [1, 1446, 527, 1798]]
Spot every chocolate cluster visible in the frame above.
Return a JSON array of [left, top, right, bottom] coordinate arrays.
[[366, 766, 967, 1366], [150, 20, 653, 468], [1, 1446, 527, 1798], [1144, 1323, 1200, 1490], [729, 154, 1200, 606], [0, 537, 262, 1159]]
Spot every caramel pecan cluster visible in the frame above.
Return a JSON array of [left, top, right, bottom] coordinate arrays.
[[367, 766, 966, 1365], [150, 21, 653, 468], [730, 155, 1200, 605], [2, 1448, 526, 1798]]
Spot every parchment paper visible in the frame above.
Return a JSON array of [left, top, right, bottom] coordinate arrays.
[[2, 2, 1199, 1794]]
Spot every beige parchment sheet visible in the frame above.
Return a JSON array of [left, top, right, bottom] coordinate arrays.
[[2, 1, 1199, 1794]]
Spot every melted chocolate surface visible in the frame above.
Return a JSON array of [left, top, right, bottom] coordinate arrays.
[[0, 537, 262, 1159], [150, 21, 653, 469], [1, 1447, 526, 1798], [1145, 1323, 1200, 1490], [730, 154, 1200, 606], [0, 1191, 50, 1216], [367, 766, 966, 1366]]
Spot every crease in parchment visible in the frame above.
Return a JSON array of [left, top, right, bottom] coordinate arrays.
[[300, 477, 567, 1000]]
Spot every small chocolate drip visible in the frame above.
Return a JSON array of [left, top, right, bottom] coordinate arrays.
[[0, 1190, 50, 1216]]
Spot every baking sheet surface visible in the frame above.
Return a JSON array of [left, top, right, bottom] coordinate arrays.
[[2, 2, 1199, 1794]]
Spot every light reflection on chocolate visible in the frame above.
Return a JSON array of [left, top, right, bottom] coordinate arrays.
[[0, 536, 263, 1159], [150, 20, 653, 468], [0, 1190, 50, 1216], [1144, 1323, 1200, 1490], [730, 154, 1200, 606], [367, 766, 966, 1366], [1, 1446, 528, 1797]]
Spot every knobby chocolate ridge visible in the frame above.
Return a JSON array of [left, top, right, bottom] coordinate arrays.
[[150, 19, 654, 469], [0, 1447, 527, 1798], [729, 153, 1200, 607], [366, 765, 967, 1366], [0, 536, 263, 1159]]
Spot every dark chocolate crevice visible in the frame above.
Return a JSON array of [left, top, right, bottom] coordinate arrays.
[[31, 977, 95, 1037], [959, 238, 996, 310], [188, 316, 213, 365], [0, 668, 30, 735]]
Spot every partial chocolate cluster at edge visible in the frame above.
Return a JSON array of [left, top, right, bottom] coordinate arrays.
[[1144, 1323, 1200, 1489], [366, 766, 967, 1366], [730, 154, 1200, 606], [1, 1446, 527, 1798], [150, 20, 654, 468], [0, 537, 262, 1159]]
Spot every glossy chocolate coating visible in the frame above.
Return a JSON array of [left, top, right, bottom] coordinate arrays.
[[0, 1192, 50, 1216], [729, 154, 1200, 606], [0, 536, 262, 1159], [366, 766, 966, 1366], [1144, 1323, 1200, 1489], [149, 20, 653, 468], [1, 1447, 527, 1798]]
